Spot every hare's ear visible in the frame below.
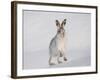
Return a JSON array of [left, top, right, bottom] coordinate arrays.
[[61, 19, 66, 27], [56, 20, 60, 28]]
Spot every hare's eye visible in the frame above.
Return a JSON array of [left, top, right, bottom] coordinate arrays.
[[58, 30, 60, 33]]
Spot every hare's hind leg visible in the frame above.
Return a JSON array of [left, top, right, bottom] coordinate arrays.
[[49, 56, 57, 65], [49, 56, 54, 65]]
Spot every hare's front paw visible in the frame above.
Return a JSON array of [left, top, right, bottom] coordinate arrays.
[[58, 60, 63, 64], [64, 57, 67, 61], [58, 58, 63, 64]]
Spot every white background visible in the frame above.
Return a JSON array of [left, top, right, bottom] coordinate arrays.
[[0, 0, 99, 80]]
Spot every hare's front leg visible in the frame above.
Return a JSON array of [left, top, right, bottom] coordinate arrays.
[[57, 51, 64, 63], [58, 51, 67, 63], [63, 52, 67, 61]]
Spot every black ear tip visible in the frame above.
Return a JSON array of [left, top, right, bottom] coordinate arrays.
[[64, 19, 66, 21], [56, 20, 58, 22]]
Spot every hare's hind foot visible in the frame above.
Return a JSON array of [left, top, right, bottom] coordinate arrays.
[[49, 57, 57, 65], [49, 62, 56, 65]]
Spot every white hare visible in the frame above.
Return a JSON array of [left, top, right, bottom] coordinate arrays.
[[49, 19, 67, 65]]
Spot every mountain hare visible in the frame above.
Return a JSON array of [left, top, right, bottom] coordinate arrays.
[[49, 19, 67, 65]]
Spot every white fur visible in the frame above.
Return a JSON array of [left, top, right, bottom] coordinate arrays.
[[49, 19, 67, 65]]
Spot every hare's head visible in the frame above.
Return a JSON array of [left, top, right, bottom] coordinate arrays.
[[56, 19, 66, 35]]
